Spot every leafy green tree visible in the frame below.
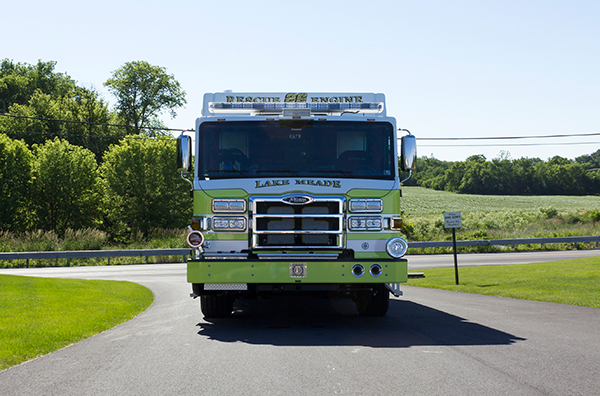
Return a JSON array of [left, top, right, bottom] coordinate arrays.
[[0, 59, 76, 113], [0, 134, 33, 231], [1, 86, 121, 159], [104, 61, 186, 135], [30, 138, 101, 234], [100, 136, 192, 239], [1, 59, 123, 158], [442, 161, 467, 192], [576, 149, 600, 169], [411, 156, 452, 188], [58, 87, 124, 161]]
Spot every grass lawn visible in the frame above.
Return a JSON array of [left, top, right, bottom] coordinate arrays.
[[0, 275, 154, 371], [408, 256, 600, 308]]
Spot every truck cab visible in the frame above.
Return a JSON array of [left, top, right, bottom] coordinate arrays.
[[178, 92, 416, 317]]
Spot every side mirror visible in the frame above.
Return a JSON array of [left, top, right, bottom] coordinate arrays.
[[400, 134, 417, 172], [177, 134, 192, 173]]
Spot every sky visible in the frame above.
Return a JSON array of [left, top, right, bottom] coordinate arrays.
[[3, 0, 599, 162]]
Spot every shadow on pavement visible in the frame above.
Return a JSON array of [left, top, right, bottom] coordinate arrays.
[[196, 297, 525, 348]]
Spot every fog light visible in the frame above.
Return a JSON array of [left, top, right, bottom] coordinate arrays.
[[386, 237, 408, 258], [212, 216, 246, 231], [349, 216, 382, 231], [187, 230, 205, 248]]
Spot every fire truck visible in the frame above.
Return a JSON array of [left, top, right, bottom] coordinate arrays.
[[177, 92, 416, 317]]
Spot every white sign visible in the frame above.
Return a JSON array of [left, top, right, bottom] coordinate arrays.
[[444, 212, 462, 229]]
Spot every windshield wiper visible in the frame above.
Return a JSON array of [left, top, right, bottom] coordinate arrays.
[[308, 170, 354, 176], [204, 169, 249, 175], [256, 170, 301, 176]]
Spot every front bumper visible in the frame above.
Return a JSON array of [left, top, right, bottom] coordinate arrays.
[[187, 259, 407, 284]]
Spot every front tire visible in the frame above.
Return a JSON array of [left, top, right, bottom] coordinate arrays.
[[200, 293, 235, 318], [355, 285, 390, 317]]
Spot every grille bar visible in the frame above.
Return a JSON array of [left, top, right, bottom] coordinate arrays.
[[250, 195, 345, 249]]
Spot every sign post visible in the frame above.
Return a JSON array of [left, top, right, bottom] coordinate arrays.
[[444, 212, 462, 285]]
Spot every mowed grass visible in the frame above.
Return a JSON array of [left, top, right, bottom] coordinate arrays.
[[401, 186, 600, 217], [0, 275, 154, 371], [408, 256, 600, 308]]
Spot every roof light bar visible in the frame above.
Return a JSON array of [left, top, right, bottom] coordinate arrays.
[[208, 101, 384, 115]]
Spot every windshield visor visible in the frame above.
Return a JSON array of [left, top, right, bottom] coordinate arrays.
[[199, 120, 395, 180]]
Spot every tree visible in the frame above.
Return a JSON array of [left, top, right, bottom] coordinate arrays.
[[0, 59, 123, 158], [104, 61, 186, 135], [30, 138, 101, 234], [100, 136, 192, 239], [0, 134, 33, 231], [0, 59, 76, 113]]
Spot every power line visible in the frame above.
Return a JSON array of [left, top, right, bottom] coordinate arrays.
[[417, 132, 600, 141], [0, 113, 193, 133], [418, 141, 600, 147], [0, 129, 155, 140]]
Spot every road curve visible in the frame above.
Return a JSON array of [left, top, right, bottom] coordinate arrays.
[[2, 252, 600, 395]]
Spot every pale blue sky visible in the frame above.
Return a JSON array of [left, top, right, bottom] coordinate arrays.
[[3, 0, 599, 161]]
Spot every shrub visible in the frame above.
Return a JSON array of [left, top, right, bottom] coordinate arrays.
[[61, 229, 107, 251], [587, 209, 600, 224], [539, 206, 558, 219]]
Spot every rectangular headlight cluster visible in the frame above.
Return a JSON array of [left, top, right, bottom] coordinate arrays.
[[349, 199, 382, 213], [212, 217, 247, 231], [349, 216, 383, 231], [212, 199, 246, 213]]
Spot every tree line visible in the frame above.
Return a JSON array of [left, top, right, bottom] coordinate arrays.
[[0, 59, 190, 239], [2, 58, 599, 242], [0, 133, 191, 239], [404, 152, 600, 195]]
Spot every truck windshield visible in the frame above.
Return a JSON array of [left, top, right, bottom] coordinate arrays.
[[198, 120, 395, 180]]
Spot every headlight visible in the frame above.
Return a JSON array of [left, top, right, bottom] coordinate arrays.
[[349, 199, 382, 213], [212, 199, 246, 213], [212, 217, 247, 231], [386, 237, 408, 258], [349, 216, 382, 231]]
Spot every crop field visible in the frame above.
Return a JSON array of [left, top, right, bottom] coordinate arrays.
[[398, 187, 600, 249], [401, 186, 600, 218]]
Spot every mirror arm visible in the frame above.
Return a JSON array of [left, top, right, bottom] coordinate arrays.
[[180, 171, 194, 189], [400, 170, 412, 185]]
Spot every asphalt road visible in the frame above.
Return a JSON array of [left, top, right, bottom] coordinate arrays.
[[2, 251, 600, 395]]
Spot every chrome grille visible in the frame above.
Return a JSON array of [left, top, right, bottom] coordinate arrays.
[[251, 195, 344, 249]]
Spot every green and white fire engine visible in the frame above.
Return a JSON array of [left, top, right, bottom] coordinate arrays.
[[177, 92, 416, 317]]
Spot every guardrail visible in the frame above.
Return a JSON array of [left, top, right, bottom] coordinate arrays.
[[0, 236, 598, 267], [408, 236, 600, 249], [0, 248, 191, 267]]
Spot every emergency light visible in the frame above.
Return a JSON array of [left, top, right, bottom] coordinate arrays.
[[208, 101, 384, 115]]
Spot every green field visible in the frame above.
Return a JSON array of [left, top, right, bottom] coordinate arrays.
[[408, 256, 600, 308], [401, 186, 600, 218], [0, 275, 154, 371], [399, 187, 600, 249]]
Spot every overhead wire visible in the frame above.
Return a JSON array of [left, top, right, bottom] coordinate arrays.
[[418, 132, 600, 140], [0, 113, 193, 133], [2, 112, 598, 147], [398, 129, 600, 148]]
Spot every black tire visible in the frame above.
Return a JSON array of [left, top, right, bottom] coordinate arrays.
[[200, 293, 235, 318], [355, 285, 390, 317]]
